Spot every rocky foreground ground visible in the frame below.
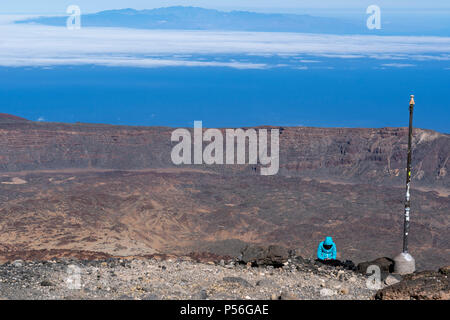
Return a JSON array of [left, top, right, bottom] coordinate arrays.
[[0, 252, 447, 300], [0, 256, 377, 300]]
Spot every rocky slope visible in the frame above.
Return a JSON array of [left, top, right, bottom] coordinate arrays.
[[0, 113, 29, 124], [0, 115, 448, 271], [0, 118, 448, 189]]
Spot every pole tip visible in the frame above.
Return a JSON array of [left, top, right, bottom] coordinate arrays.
[[410, 95, 415, 105]]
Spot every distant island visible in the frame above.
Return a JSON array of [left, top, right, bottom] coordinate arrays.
[[16, 6, 365, 34]]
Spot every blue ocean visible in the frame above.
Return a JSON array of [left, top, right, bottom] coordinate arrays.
[[1, 56, 449, 133]]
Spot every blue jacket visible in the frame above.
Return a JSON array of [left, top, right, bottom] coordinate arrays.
[[317, 237, 337, 260]]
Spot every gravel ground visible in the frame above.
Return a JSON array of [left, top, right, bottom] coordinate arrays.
[[0, 257, 383, 300]]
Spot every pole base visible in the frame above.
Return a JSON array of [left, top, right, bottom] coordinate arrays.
[[393, 252, 415, 274]]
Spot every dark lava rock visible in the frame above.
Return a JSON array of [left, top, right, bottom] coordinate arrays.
[[316, 259, 356, 271], [291, 254, 308, 263], [439, 266, 450, 275], [375, 270, 449, 300], [40, 280, 54, 287], [357, 257, 394, 274], [197, 289, 208, 300], [223, 277, 252, 288], [341, 260, 356, 271], [255, 279, 273, 287], [239, 245, 289, 267], [279, 291, 299, 300]]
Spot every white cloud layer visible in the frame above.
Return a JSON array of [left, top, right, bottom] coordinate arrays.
[[381, 63, 416, 68], [1, 19, 450, 68]]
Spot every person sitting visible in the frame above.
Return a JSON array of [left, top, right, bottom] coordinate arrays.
[[317, 236, 337, 261]]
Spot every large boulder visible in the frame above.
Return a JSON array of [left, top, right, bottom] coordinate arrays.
[[375, 270, 450, 300], [357, 257, 395, 274], [239, 245, 289, 267]]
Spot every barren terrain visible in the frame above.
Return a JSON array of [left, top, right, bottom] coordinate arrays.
[[0, 115, 448, 270]]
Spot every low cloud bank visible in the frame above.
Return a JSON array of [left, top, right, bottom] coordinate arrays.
[[1, 20, 450, 68]]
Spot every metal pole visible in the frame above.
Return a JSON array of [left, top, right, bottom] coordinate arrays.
[[403, 95, 414, 253], [394, 95, 416, 274]]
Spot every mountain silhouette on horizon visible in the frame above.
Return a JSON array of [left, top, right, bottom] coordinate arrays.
[[17, 6, 366, 34]]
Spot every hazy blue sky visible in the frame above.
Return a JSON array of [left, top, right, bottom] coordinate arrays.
[[2, 0, 450, 14]]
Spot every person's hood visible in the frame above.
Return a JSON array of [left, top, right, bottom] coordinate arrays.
[[324, 237, 334, 246]]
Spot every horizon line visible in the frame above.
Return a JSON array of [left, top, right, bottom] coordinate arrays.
[[4, 117, 447, 135]]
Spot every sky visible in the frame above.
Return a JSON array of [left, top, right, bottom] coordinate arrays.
[[1, 0, 450, 14]]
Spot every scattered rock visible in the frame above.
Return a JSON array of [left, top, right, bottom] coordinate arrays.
[[211, 293, 239, 300], [200, 290, 208, 300], [12, 260, 23, 268], [357, 257, 395, 274], [40, 280, 54, 287], [255, 279, 273, 287], [439, 266, 450, 275], [223, 277, 252, 288], [279, 291, 299, 300], [340, 287, 349, 295], [239, 245, 289, 267], [384, 275, 402, 286], [375, 270, 449, 300]]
